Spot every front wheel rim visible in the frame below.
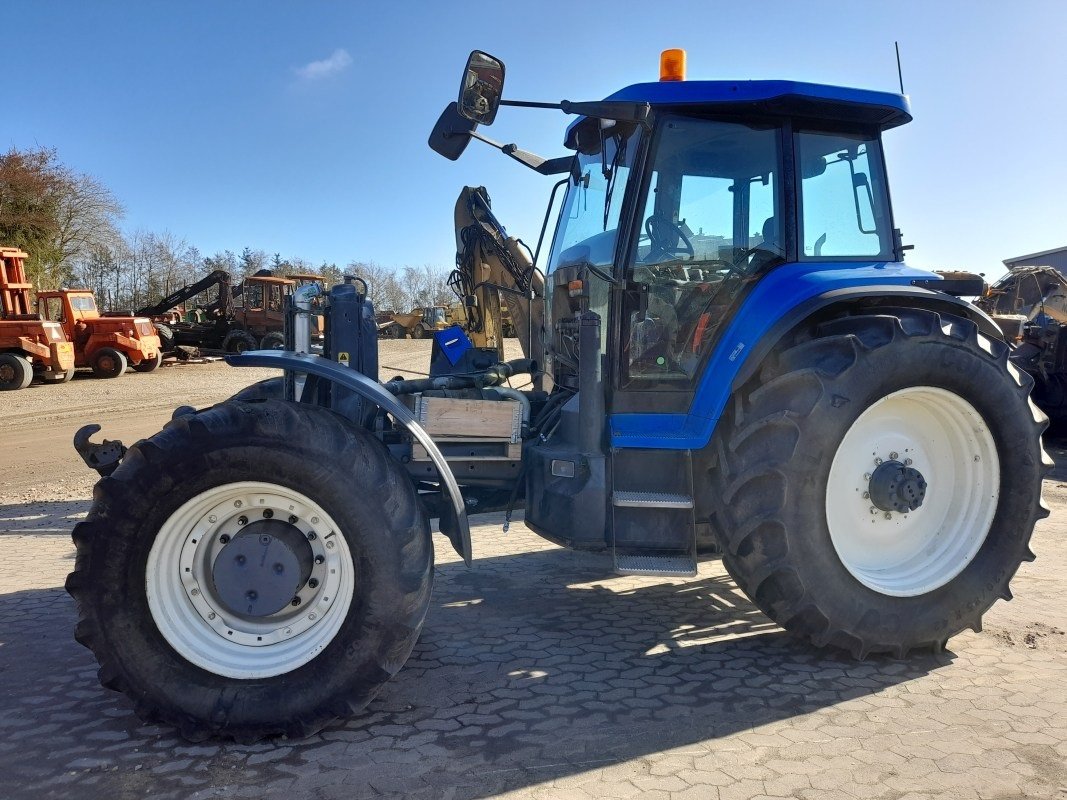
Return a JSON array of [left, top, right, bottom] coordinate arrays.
[[826, 386, 1000, 597], [146, 481, 355, 678]]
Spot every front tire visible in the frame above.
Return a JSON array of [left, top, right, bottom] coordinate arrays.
[[91, 347, 128, 378], [133, 351, 163, 373], [66, 400, 433, 741], [709, 308, 1050, 657], [221, 329, 257, 354]]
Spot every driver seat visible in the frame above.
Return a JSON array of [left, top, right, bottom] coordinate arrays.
[[747, 217, 783, 272]]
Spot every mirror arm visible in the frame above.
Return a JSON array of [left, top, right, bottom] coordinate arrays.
[[499, 98, 652, 127], [468, 131, 572, 175]]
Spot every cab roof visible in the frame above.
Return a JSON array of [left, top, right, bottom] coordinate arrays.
[[565, 79, 911, 146]]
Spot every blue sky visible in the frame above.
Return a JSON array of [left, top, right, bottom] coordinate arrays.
[[5, 1, 1065, 278]]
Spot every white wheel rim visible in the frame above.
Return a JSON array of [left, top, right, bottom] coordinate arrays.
[[146, 481, 355, 679], [826, 386, 999, 597]]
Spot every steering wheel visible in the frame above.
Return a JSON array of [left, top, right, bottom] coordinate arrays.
[[645, 215, 694, 261]]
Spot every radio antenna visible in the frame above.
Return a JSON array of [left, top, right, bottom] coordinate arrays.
[[895, 41, 905, 94]]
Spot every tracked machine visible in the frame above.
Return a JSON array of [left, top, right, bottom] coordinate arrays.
[[68, 50, 1050, 741]]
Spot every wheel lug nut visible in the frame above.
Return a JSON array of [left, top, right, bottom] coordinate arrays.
[[889, 451, 898, 460], [870, 506, 877, 514], [875, 457, 883, 465], [308, 578, 319, 588], [884, 512, 892, 520], [291, 597, 302, 606], [306, 531, 317, 540], [904, 458, 913, 466], [237, 516, 248, 526], [863, 473, 871, 481], [862, 492, 870, 499], [314, 555, 325, 565], [263, 509, 274, 519], [234, 500, 243, 508], [219, 534, 231, 544], [288, 515, 298, 524]]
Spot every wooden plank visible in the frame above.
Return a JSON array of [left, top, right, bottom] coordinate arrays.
[[412, 439, 521, 462], [414, 396, 521, 441]]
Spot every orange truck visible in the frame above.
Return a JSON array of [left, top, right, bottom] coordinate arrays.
[[36, 288, 162, 377], [0, 247, 75, 390]]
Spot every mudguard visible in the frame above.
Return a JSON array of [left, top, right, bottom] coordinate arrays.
[[228, 350, 472, 565]]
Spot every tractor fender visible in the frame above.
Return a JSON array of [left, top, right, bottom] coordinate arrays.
[[729, 284, 1004, 393], [226, 350, 472, 565], [612, 274, 1007, 451]]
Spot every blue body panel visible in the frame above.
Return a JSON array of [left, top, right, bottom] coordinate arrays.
[[610, 261, 939, 450], [566, 80, 912, 141]]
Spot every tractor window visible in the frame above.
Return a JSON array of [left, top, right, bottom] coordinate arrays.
[[268, 285, 283, 311], [624, 117, 781, 385], [69, 295, 97, 313], [547, 124, 639, 273], [41, 297, 64, 322], [245, 284, 264, 310], [796, 130, 891, 259]]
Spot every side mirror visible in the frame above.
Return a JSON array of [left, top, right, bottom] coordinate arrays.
[[429, 102, 477, 160], [458, 50, 505, 125]]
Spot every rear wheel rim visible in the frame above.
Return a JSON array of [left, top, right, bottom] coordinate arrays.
[[826, 386, 999, 597], [146, 481, 355, 678]]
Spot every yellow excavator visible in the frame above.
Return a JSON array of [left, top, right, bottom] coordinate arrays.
[[450, 186, 544, 381]]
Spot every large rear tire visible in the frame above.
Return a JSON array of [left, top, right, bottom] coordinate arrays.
[[66, 400, 433, 741], [0, 353, 33, 390], [708, 308, 1051, 657], [155, 323, 175, 354], [259, 332, 285, 350]]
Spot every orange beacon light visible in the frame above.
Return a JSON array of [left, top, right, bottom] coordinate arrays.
[[660, 49, 686, 82]]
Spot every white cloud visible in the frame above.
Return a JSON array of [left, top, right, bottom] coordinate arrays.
[[295, 49, 353, 80]]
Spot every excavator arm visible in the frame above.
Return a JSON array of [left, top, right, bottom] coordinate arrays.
[[452, 187, 545, 374], [136, 270, 233, 318]]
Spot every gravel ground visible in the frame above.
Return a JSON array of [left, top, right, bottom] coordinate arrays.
[[0, 340, 524, 505]]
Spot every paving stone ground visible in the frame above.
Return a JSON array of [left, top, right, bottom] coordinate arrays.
[[1, 445, 1065, 799]]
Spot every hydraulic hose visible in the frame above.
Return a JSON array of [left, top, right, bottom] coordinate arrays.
[[384, 358, 534, 395]]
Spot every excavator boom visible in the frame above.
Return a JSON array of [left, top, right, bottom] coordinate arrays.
[[452, 187, 544, 372]]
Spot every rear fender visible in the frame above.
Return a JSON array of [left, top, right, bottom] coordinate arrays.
[[729, 285, 1005, 391], [227, 350, 472, 565]]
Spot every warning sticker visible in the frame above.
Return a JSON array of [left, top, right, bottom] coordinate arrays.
[[338, 352, 350, 365]]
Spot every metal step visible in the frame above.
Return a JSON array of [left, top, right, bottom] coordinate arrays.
[[614, 553, 698, 577], [612, 491, 694, 509]]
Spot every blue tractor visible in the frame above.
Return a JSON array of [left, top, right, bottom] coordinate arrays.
[[67, 50, 1050, 741]]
